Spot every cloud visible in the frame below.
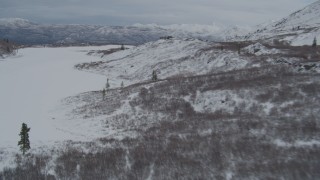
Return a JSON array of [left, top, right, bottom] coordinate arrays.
[[0, 0, 317, 26]]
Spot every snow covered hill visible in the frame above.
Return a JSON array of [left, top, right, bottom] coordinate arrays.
[[0, 18, 250, 45], [73, 38, 320, 144], [76, 37, 320, 89], [241, 0, 320, 46], [75, 38, 259, 87], [56, 39, 320, 179]]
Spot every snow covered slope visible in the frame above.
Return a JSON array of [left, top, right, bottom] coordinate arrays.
[[75, 39, 257, 86], [1, 38, 320, 179], [242, 0, 320, 46], [60, 41, 320, 179]]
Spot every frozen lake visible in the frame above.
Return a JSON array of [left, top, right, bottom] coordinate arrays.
[[0, 46, 117, 148]]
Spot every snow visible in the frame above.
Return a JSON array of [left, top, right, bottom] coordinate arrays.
[[80, 39, 253, 88], [191, 90, 253, 114], [295, 140, 320, 146], [0, 149, 16, 170], [198, 129, 213, 137], [274, 139, 320, 147], [287, 33, 320, 46], [226, 171, 234, 180], [262, 102, 274, 115], [125, 149, 131, 170], [0, 45, 119, 149], [274, 139, 291, 147], [146, 163, 155, 180], [187, 88, 278, 116], [82, 39, 208, 85], [242, 43, 280, 56]]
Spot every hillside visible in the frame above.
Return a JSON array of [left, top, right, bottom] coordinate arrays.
[[1, 38, 319, 179], [58, 64, 320, 180], [59, 39, 320, 179], [75, 39, 258, 86], [76, 38, 320, 83], [241, 0, 320, 46]]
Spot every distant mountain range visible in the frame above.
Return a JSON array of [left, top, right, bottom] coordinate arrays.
[[0, 0, 319, 46], [0, 18, 250, 45]]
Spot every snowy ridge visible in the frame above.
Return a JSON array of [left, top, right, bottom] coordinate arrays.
[[240, 0, 320, 46], [0, 18, 36, 27]]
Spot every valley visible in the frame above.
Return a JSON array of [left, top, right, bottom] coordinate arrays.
[[0, 0, 320, 179]]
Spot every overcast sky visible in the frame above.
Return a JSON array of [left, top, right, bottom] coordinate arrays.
[[0, 0, 318, 26]]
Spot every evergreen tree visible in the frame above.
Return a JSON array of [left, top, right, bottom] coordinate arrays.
[[152, 70, 157, 81], [121, 81, 124, 88], [18, 123, 31, 155], [102, 88, 106, 100], [312, 37, 317, 48], [105, 79, 110, 89], [121, 44, 125, 50]]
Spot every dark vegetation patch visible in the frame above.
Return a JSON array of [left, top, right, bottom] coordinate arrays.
[[204, 41, 320, 61], [0, 39, 17, 57], [87, 47, 126, 57]]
